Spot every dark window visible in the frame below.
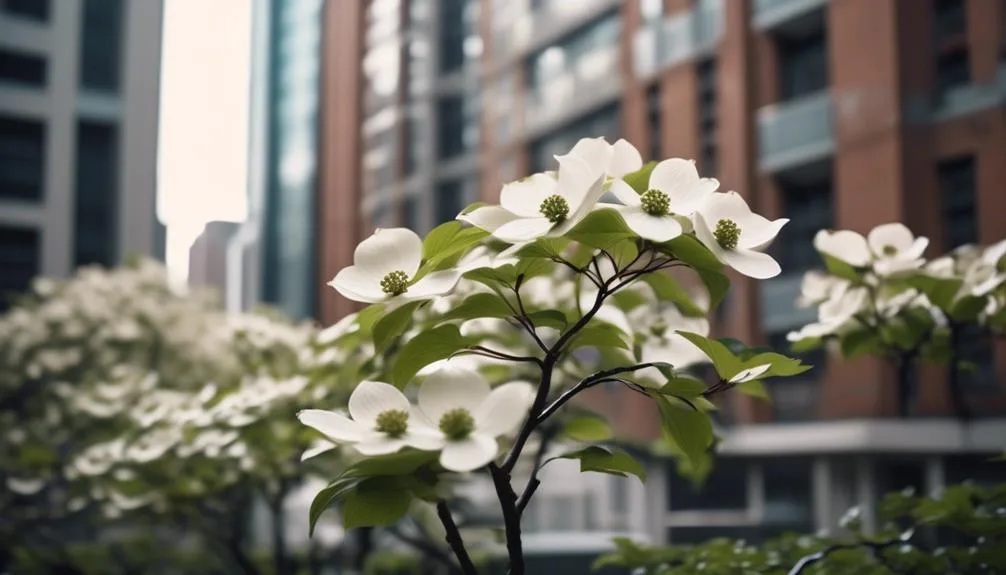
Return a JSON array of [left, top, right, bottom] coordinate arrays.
[[937, 155, 977, 249], [776, 180, 833, 272], [933, 0, 967, 43], [876, 459, 926, 495], [697, 58, 718, 175], [79, 0, 123, 92], [439, 0, 466, 74], [767, 332, 824, 421], [0, 115, 45, 201], [777, 31, 828, 100], [402, 195, 421, 231], [435, 179, 465, 224], [956, 323, 996, 390], [0, 225, 40, 312], [0, 0, 50, 21], [74, 121, 119, 267], [936, 48, 971, 97], [667, 457, 747, 511], [763, 458, 814, 529], [437, 95, 465, 160], [0, 49, 47, 87], [646, 84, 661, 161], [403, 115, 419, 175]]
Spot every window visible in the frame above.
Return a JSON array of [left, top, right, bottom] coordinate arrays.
[[79, 0, 123, 92], [937, 156, 977, 249], [956, 323, 996, 390], [74, 121, 119, 267], [935, 48, 971, 98], [667, 458, 747, 511], [763, 458, 814, 529], [776, 180, 833, 272], [402, 195, 421, 231], [437, 95, 464, 160], [439, 0, 475, 74], [646, 84, 661, 161], [0, 115, 45, 202], [435, 179, 465, 224], [526, 14, 621, 95], [0, 49, 47, 87], [767, 332, 824, 421], [0, 0, 49, 21], [0, 226, 39, 312], [777, 31, 828, 100], [876, 459, 926, 495], [696, 58, 718, 175], [933, 0, 967, 43]]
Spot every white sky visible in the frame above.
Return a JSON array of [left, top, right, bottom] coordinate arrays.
[[157, 0, 252, 282]]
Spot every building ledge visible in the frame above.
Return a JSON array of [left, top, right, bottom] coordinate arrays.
[[718, 418, 1006, 456]]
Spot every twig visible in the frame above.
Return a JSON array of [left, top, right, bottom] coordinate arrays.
[[461, 345, 543, 366], [385, 524, 462, 575], [516, 425, 559, 514], [489, 464, 525, 575], [435, 501, 477, 575], [512, 275, 549, 353], [787, 537, 907, 575], [537, 363, 667, 423]]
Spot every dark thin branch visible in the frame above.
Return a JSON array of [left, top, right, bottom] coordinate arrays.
[[489, 464, 525, 575], [536, 362, 667, 423], [385, 525, 462, 575], [461, 345, 543, 366], [512, 275, 549, 353], [516, 425, 559, 514], [946, 321, 972, 420], [435, 501, 477, 575], [788, 538, 907, 575]]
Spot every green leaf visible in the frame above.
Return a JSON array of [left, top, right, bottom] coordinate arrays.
[[526, 309, 568, 330], [611, 289, 649, 312], [950, 294, 986, 322], [608, 239, 639, 269], [905, 274, 963, 310], [674, 331, 741, 378], [341, 479, 413, 528], [822, 253, 862, 282], [309, 477, 359, 536], [343, 450, 440, 478], [516, 237, 569, 259], [391, 325, 469, 387], [562, 415, 613, 442], [790, 336, 823, 353], [743, 352, 812, 377], [696, 268, 730, 311], [515, 257, 555, 279], [622, 161, 657, 194], [441, 293, 514, 323], [566, 208, 634, 250], [559, 446, 647, 482], [355, 304, 386, 334], [465, 266, 517, 292], [372, 301, 424, 353], [422, 221, 464, 261], [735, 379, 770, 400], [651, 394, 713, 466], [659, 376, 708, 398], [421, 222, 489, 270], [642, 272, 705, 316], [663, 234, 723, 271], [841, 329, 881, 358], [568, 324, 631, 351]]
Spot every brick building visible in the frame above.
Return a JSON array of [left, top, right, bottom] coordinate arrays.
[[269, 0, 1006, 543]]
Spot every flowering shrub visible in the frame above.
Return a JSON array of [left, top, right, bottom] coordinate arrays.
[[788, 224, 1006, 417], [303, 137, 810, 574]]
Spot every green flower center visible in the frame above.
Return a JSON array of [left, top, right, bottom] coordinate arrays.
[[374, 409, 409, 438], [380, 270, 410, 296], [640, 188, 670, 217], [882, 245, 898, 256], [539, 195, 570, 224], [714, 219, 741, 250], [438, 408, 475, 441]]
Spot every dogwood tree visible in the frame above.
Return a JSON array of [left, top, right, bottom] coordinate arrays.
[[788, 224, 1006, 418], [301, 137, 810, 574]]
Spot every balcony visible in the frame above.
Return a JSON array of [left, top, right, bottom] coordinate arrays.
[[931, 64, 1006, 122], [757, 89, 834, 173], [522, 45, 621, 138], [493, 0, 619, 62], [752, 0, 829, 31], [633, 0, 724, 78]]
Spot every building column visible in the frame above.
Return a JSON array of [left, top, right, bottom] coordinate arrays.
[[812, 457, 833, 532], [854, 456, 877, 534], [925, 455, 946, 497]]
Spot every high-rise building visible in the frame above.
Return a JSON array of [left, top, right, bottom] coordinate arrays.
[[0, 0, 164, 310], [188, 220, 240, 296], [270, 0, 1006, 544]]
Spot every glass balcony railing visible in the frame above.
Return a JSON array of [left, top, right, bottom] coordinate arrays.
[[523, 45, 620, 135], [752, 0, 829, 30], [757, 89, 834, 173], [493, 0, 618, 60], [633, 0, 723, 78]]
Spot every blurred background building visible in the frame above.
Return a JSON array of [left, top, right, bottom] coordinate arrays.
[[229, 0, 1006, 545], [0, 0, 165, 311], [188, 219, 240, 296]]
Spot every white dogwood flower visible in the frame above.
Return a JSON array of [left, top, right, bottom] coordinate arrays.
[[558, 137, 643, 181], [813, 229, 872, 267], [297, 381, 442, 456], [609, 158, 718, 242], [797, 270, 849, 308], [868, 223, 928, 276], [693, 192, 788, 279], [328, 228, 461, 304], [458, 155, 605, 243], [413, 366, 533, 472]]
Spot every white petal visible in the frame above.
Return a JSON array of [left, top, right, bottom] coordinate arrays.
[[609, 178, 642, 206], [328, 267, 386, 303], [493, 217, 554, 242], [693, 211, 727, 260], [301, 440, 337, 462], [741, 218, 789, 251], [417, 365, 491, 423], [405, 269, 462, 299], [903, 237, 930, 261], [609, 139, 643, 178], [458, 205, 521, 232], [555, 153, 600, 203], [474, 381, 534, 437], [814, 229, 872, 267], [551, 173, 607, 236], [982, 239, 1006, 266], [404, 427, 446, 451], [355, 228, 423, 279], [354, 436, 408, 456], [348, 381, 411, 425], [563, 137, 613, 175], [622, 209, 683, 242], [500, 174, 556, 218], [650, 158, 699, 196], [721, 249, 782, 279], [297, 410, 365, 442], [439, 434, 499, 472], [729, 363, 771, 383], [868, 223, 914, 256]]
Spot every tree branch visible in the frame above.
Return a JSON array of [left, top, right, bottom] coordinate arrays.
[[787, 537, 907, 575], [489, 464, 525, 575], [435, 501, 477, 575], [516, 425, 559, 514], [460, 345, 543, 366], [537, 363, 667, 424], [385, 524, 462, 575]]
